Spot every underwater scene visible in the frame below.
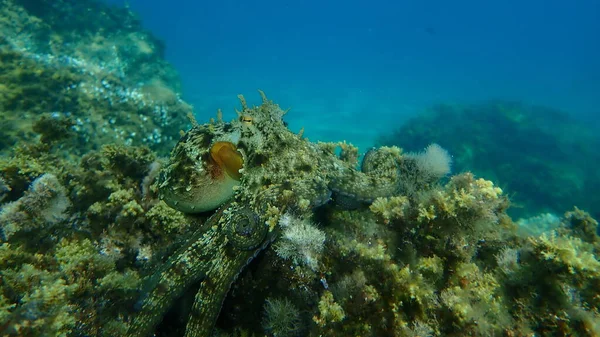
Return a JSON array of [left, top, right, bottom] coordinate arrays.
[[1, 0, 600, 336]]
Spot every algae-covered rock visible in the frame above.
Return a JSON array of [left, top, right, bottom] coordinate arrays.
[[378, 101, 600, 220], [1, 1, 599, 336], [0, 0, 191, 157], [0, 0, 196, 335]]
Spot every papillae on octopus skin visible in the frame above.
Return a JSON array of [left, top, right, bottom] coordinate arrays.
[[128, 95, 405, 337], [329, 146, 403, 209]]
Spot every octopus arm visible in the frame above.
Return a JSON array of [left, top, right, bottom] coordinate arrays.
[[127, 208, 227, 337], [183, 239, 263, 336], [127, 203, 270, 337]]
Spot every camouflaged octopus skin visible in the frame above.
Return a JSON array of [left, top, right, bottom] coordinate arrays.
[[126, 92, 403, 337]]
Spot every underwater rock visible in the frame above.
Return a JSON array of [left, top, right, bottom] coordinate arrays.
[[0, 1, 196, 335], [378, 101, 600, 220], [0, 0, 191, 156]]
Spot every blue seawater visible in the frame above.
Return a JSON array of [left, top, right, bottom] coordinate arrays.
[[104, 0, 599, 151]]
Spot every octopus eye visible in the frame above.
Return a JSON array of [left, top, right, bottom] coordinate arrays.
[[210, 142, 243, 180]]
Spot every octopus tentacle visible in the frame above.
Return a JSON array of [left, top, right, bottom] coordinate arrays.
[[225, 207, 267, 250], [127, 204, 271, 337], [330, 146, 403, 208], [127, 206, 228, 337], [184, 209, 272, 336]]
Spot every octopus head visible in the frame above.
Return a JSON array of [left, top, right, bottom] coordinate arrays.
[[158, 92, 290, 214], [158, 126, 244, 213]]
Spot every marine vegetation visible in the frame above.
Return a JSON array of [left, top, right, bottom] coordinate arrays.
[[1, 1, 600, 337], [0, 0, 191, 157], [377, 101, 600, 221], [129, 94, 600, 337]]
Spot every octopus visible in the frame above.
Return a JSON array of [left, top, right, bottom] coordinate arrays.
[[127, 91, 404, 337]]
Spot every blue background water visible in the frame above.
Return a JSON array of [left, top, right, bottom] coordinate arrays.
[[106, 0, 599, 152]]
